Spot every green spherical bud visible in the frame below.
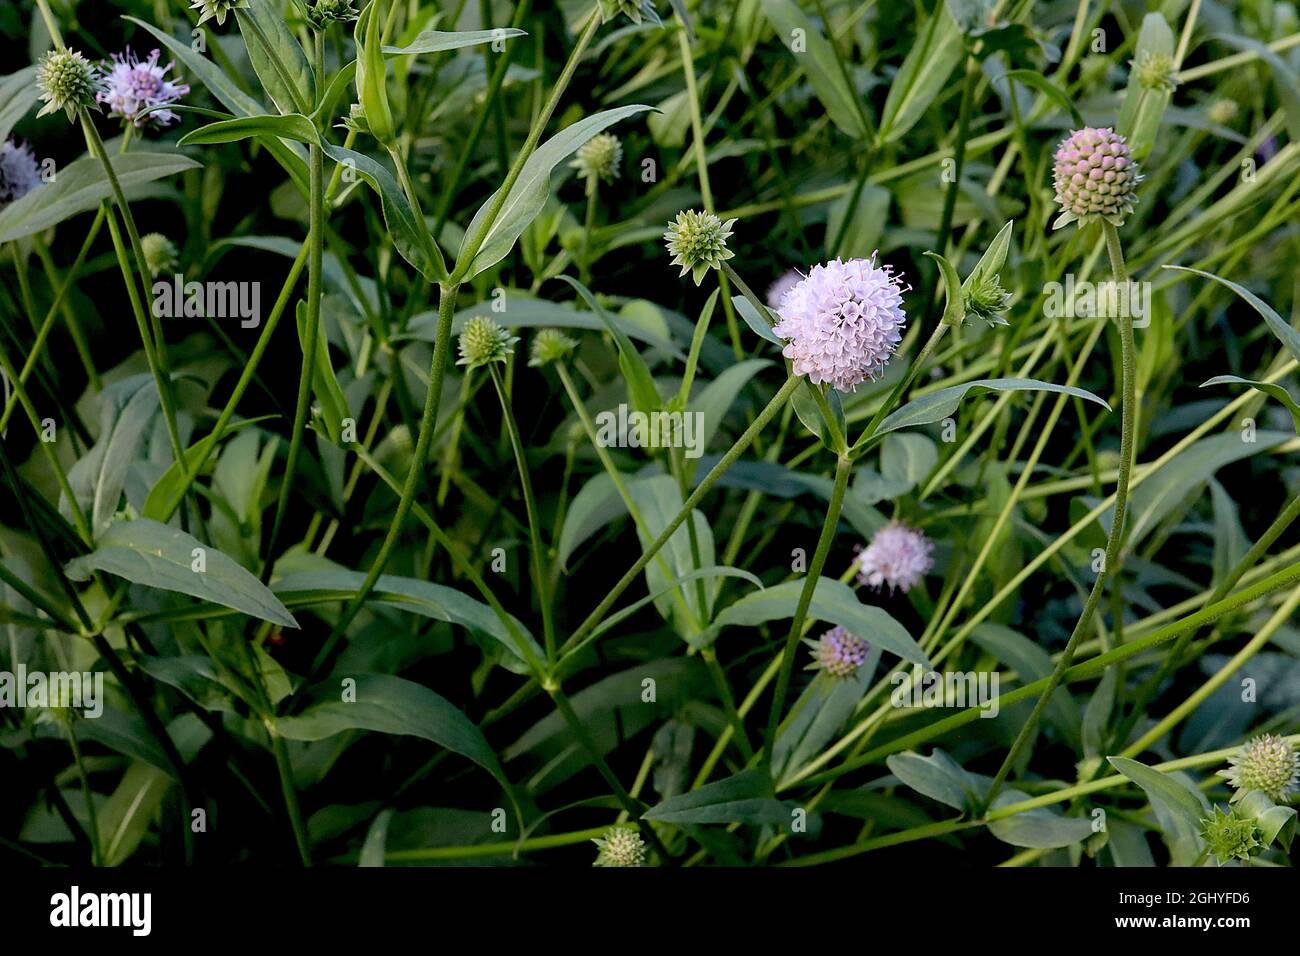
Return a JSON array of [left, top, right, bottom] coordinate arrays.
[[1200, 806, 1260, 865], [141, 233, 179, 278], [570, 133, 623, 184], [457, 316, 518, 369], [36, 50, 100, 122], [529, 329, 578, 367], [309, 0, 359, 28], [664, 209, 736, 285], [189, 0, 250, 27], [592, 826, 647, 867], [1208, 98, 1239, 126], [1219, 734, 1299, 804], [963, 271, 1012, 328], [1132, 51, 1179, 93]]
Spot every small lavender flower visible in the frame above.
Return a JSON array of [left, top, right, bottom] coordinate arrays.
[[36, 49, 100, 122], [0, 140, 42, 206], [855, 521, 934, 593], [190, 0, 249, 26], [97, 48, 190, 129], [664, 209, 735, 285], [1219, 734, 1298, 804], [457, 316, 518, 369], [1051, 127, 1141, 229], [592, 826, 647, 866], [772, 256, 907, 393], [571, 133, 622, 184], [529, 329, 578, 367], [805, 626, 870, 678], [766, 269, 802, 310]]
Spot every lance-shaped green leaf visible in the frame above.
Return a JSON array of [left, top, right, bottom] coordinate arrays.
[[179, 112, 320, 147], [1117, 13, 1174, 159], [354, 0, 395, 145], [456, 105, 654, 281], [643, 769, 792, 825], [997, 69, 1083, 127], [235, 0, 315, 116], [925, 250, 966, 327], [295, 300, 349, 445], [0, 67, 38, 142], [384, 28, 526, 56], [987, 790, 1095, 848], [874, 378, 1110, 438], [759, 0, 870, 140], [694, 576, 929, 666], [323, 144, 446, 281], [878, 3, 963, 144], [1202, 375, 1300, 434], [274, 674, 513, 797], [1165, 265, 1300, 365], [0, 150, 201, 243], [1107, 756, 1209, 865], [559, 275, 660, 415], [65, 519, 297, 628]]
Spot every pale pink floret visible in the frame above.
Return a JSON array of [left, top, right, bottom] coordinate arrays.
[[772, 256, 907, 393], [97, 48, 190, 128], [855, 521, 934, 593], [766, 268, 802, 310]]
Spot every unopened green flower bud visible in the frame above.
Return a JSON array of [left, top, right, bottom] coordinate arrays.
[[529, 329, 578, 367], [1200, 806, 1260, 865], [592, 826, 647, 866], [1132, 50, 1179, 93], [570, 133, 622, 184], [1207, 98, 1239, 126], [664, 209, 735, 285], [963, 271, 1012, 327], [141, 233, 179, 277], [309, 0, 359, 29], [457, 316, 517, 369], [354, 1, 395, 145], [189, 0, 249, 27], [36, 49, 100, 122], [1219, 734, 1299, 804]]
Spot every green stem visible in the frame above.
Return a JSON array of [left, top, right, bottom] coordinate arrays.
[[489, 363, 557, 662], [762, 454, 852, 765], [270, 729, 313, 865], [981, 222, 1138, 810], [67, 723, 102, 865]]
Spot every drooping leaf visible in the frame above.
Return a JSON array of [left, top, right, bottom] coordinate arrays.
[[874, 378, 1110, 438], [643, 769, 791, 825], [65, 519, 298, 628], [384, 28, 526, 55], [759, 0, 870, 140], [178, 112, 320, 147]]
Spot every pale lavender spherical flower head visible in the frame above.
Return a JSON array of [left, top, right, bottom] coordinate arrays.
[[772, 256, 907, 393], [0, 140, 42, 206], [1051, 127, 1141, 229], [805, 626, 870, 678], [766, 268, 802, 310], [855, 521, 934, 593], [98, 48, 190, 129]]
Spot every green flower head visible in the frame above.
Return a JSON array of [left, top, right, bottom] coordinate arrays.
[[141, 233, 179, 278], [571, 133, 623, 184], [1200, 806, 1260, 865], [309, 0, 360, 28], [592, 826, 647, 867], [598, 0, 661, 26], [457, 316, 518, 369], [1219, 734, 1299, 804], [963, 271, 1012, 328], [664, 209, 736, 285], [190, 0, 250, 27], [36, 49, 100, 122], [529, 329, 578, 367], [1132, 50, 1179, 94]]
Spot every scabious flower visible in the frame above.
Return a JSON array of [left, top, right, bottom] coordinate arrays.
[[1200, 806, 1260, 865], [97, 48, 190, 129], [1051, 127, 1141, 229], [457, 317, 518, 369], [308, 0, 360, 28], [190, 0, 248, 26], [805, 626, 870, 678], [592, 826, 647, 867], [35, 49, 100, 122], [0, 140, 42, 206], [1219, 734, 1299, 804], [664, 209, 735, 285], [141, 233, 179, 278], [772, 256, 907, 393], [1132, 50, 1178, 93], [855, 521, 934, 593], [571, 133, 622, 184], [766, 269, 802, 310], [529, 329, 578, 367]]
